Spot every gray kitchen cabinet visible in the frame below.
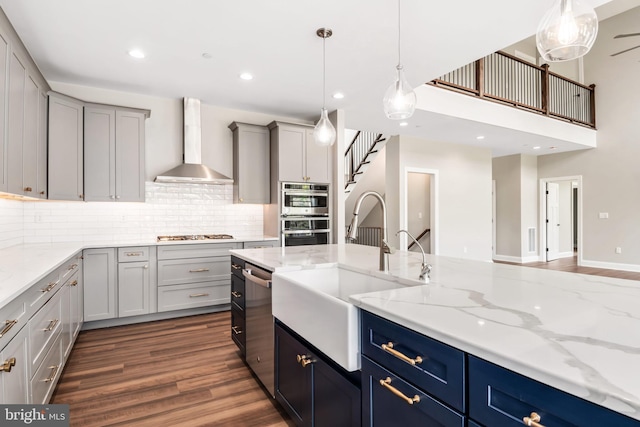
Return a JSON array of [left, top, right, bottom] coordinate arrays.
[[269, 121, 331, 184], [7, 50, 26, 195], [0, 28, 8, 193], [36, 90, 47, 199], [117, 247, 155, 318], [0, 322, 29, 404], [84, 105, 148, 202], [48, 92, 84, 201], [61, 265, 82, 359], [21, 74, 39, 197], [83, 248, 117, 321], [229, 122, 270, 204]]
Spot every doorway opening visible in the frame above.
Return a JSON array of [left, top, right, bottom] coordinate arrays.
[[539, 176, 582, 264], [401, 168, 438, 254]]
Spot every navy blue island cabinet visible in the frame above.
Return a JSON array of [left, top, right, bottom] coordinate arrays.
[[274, 320, 361, 427]]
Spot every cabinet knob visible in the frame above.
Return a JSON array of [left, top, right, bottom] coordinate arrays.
[[144, 265, 149, 269], [79, 194, 83, 199], [110, 195, 115, 199], [39, 191, 45, 195], [69, 280, 78, 287], [0, 357, 16, 373], [523, 412, 545, 427], [239, 198, 243, 202], [24, 187, 32, 192], [116, 195, 120, 200]]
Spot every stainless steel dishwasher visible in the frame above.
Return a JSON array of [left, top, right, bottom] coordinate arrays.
[[243, 262, 274, 397]]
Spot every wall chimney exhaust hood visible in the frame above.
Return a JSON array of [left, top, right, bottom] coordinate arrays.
[[154, 98, 233, 184]]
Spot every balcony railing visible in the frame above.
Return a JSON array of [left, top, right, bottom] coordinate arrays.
[[430, 50, 596, 128]]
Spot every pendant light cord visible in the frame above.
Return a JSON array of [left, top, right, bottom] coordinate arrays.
[[322, 33, 326, 109], [397, 0, 401, 66]]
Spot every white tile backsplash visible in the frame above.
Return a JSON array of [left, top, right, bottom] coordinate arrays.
[[0, 198, 24, 249], [19, 182, 264, 243]]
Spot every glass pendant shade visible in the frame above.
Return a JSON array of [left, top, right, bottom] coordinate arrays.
[[383, 65, 417, 120], [536, 0, 598, 62], [313, 108, 336, 147]]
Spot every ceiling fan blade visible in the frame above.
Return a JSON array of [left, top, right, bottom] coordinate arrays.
[[614, 33, 640, 39], [611, 45, 640, 57]]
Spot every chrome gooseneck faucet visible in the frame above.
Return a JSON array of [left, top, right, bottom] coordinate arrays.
[[396, 229, 432, 282], [346, 191, 390, 272]]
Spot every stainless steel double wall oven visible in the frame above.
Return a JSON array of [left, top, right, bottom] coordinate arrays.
[[280, 182, 331, 246]]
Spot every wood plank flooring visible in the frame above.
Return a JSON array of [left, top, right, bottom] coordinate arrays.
[[51, 312, 294, 427]]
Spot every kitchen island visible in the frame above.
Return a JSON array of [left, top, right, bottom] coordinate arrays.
[[230, 243, 640, 423]]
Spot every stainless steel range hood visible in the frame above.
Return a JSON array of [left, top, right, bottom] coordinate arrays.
[[155, 98, 233, 184]]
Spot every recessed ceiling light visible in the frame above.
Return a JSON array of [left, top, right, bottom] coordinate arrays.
[[202, 52, 213, 59], [399, 122, 409, 127], [533, 146, 541, 150], [332, 92, 345, 99], [476, 135, 485, 140], [128, 49, 145, 59], [239, 72, 253, 81]]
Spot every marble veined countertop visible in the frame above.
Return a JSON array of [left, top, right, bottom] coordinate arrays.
[[231, 244, 640, 421]]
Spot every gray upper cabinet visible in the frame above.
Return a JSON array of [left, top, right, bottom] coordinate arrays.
[[22, 74, 39, 197], [0, 29, 8, 193], [7, 50, 25, 195], [229, 122, 270, 204], [268, 121, 331, 184], [84, 105, 147, 202], [36, 90, 47, 198], [48, 92, 84, 201]]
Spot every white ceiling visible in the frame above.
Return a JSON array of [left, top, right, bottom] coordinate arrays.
[[0, 0, 631, 156]]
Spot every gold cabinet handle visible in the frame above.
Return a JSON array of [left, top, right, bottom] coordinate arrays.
[[189, 293, 209, 298], [381, 342, 423, 365], [39, 191, 45, 195], [231, 291, 242, 298], [296, 354, 314, 368], [0, 320, 18, 338], [69, 280, 78, 287], [189, 268, 210, 273], [41, 280, 59, 293], [68, 263, 78, 270], [379, 377, 420, 405], [43, 365, 60, 383], [231, 264, 242, 270], [24, 186, 33, 192], [126, 252, 143, 257], [231, 326, 243, 335], [1, 357, 16, 373], [44, 319, 59, 332], [523, 412, 545, 427]]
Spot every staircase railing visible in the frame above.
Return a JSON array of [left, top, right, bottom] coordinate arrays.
[[430, 50, 596, 128], [345, 226, 381, 247], [408, 228, 430, 250], [344, 131, 385, 189]]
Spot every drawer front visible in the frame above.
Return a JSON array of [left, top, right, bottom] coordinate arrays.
[[26, 268, 62, 316], [29, 292, 63, 375], [158, 257, 230, 286], [0, 324, 29, 404], [231, 256, 245, 279], [231, 274, 245, 311], [118, 246, 151, 262], [157, 243, 241, 260], [243, 240, 279, 249], [231, 306, 245, 355], [60, 253, 82, 282], [361, 311, 465, 412], [468, 356, 640, 427], [362, 356, 465, 427], [157, 281, 230, 312], [0, 296, 27, 349], [31, 337, 63, 404]]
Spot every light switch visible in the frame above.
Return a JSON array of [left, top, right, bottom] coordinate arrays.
[[599, 212, 609, 219]]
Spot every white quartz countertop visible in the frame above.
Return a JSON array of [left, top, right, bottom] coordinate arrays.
[[231, 244, 640, 421]]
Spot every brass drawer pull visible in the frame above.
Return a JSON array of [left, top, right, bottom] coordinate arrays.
[[381, 342, 423, 365], [189, 268, 210, 273], [44, 319, 59, 332], [69, 280, 78, 287], [231, 264, 242, 270], [379, 377, 420, 405], [68, 263, 78, 270], [231, 291, 242, 298], [1, 357, 16, 373], [43, 365, 60, 383], [0, 320, 18, 338], [189, 293, 209, 298], [24, 186, 32, 192], [41, 280, 59, 293], [523, 412, 545, 427], [231, 326, 243, 335], [296, 354, 314, 368], [126, 252, 143, 257]]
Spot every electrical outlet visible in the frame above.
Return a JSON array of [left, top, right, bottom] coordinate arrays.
[[615, 247, 622, 254]]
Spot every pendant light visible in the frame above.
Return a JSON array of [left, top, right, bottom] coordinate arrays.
[[313, 28, 336, 147], [536, 0, 598, 62], [383, 0, 416, 120]]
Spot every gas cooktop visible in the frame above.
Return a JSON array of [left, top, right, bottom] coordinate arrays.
[[156, 234, 234, 242]]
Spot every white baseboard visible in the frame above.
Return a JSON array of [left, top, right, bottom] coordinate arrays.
[[581, 259, 640, 273], [493, 254, 541, 263]]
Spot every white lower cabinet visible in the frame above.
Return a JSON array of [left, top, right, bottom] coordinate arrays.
[[0, 323, 29, 403]]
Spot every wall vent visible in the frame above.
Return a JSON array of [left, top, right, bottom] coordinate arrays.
[[528, 228, 536, 253]]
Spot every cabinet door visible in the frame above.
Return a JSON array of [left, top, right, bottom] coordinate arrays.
[[304, 128, 331, 184], [118, 260, 150, 317], [22, 75, 39, 197], [59, 279, 72, 359], [83, 248, 117, 321], [231, 123, 270, 204], [115, 110, 145, 202], [0, 324, 29, 404], [48, 93, 84, 201], [0, 29, 8, 192], [84, 105, 116, 201], [36, 91, 47, 198], [7, 50, 25, 195], [314, 355, 361, 427], [275, 322, 313, 427], [277, 126, 305, 183]]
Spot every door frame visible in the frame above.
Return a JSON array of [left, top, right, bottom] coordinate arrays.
[[400, 167, 438, 254], [539, 175, 582, 265]]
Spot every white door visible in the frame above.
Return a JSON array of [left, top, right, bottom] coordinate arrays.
[[546, 182, 560, 261]]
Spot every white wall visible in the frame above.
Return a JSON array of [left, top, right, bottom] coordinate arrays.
[[492, 155, 522, 258], [387, 136, 493, 261], [407, 172, 431, 253]]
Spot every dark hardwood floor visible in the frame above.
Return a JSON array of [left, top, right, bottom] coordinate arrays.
[[496, 254, 640, 281], [52, 312, 294, 427]]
